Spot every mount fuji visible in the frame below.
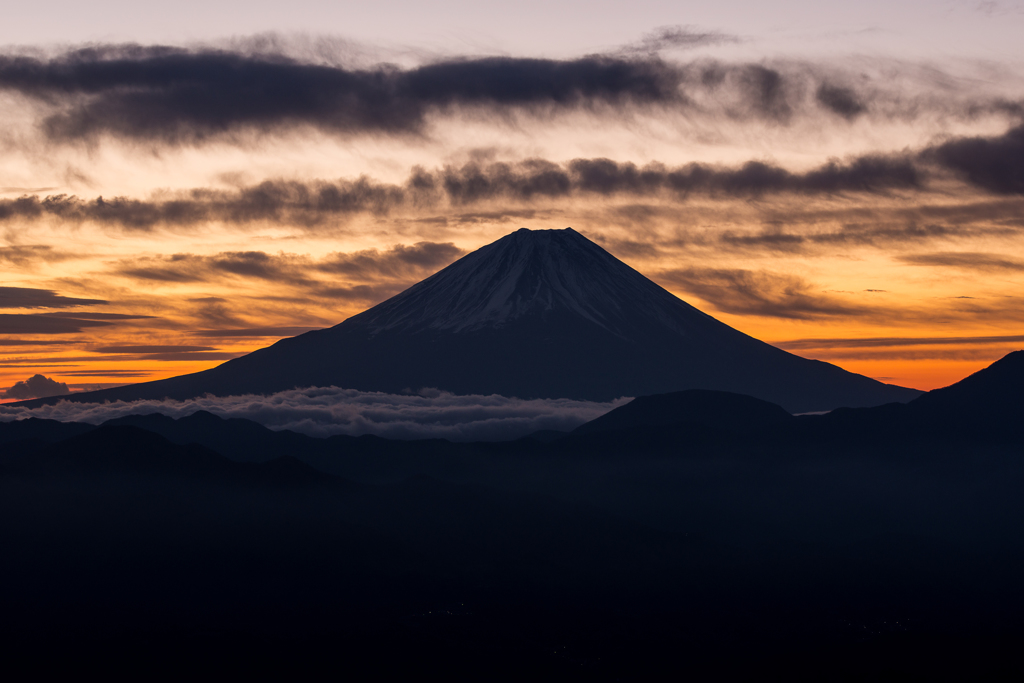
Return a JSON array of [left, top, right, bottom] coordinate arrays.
[[29, 228, 919, 412]]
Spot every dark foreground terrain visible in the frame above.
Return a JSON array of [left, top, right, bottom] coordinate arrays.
[[2, 353, 1024, 679]]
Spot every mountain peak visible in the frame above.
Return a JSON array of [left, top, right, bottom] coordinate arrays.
[[511, 226, 578, 236], [350, 227, 709, 337]]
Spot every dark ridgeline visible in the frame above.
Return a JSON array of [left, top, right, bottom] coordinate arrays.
[[571, 388, 795, 435], [19, 228, 919, 413], [2, 352, 1024, 677]]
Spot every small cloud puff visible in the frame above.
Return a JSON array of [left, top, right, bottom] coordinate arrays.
[[2, 374, 71, 399]]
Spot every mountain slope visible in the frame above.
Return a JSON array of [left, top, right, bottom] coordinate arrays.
[[573, 390, 795, 435], [21, 228, 920, 412]]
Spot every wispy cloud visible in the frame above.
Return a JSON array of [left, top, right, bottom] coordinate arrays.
[[0, 313, 114, 334], [0, 245, 76, 266], [897, 251, 1024, 271], [615, 26, 740, 55], [112, 242, 466, 310], [656, 267, 871, 319]]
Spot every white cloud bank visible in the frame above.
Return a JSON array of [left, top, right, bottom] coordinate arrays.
[[0, 387, 630, 441]]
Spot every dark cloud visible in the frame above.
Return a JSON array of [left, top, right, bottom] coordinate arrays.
[[930, 125, 1024, 195], [816, 83, 866, 119], [0, 178, 406, 230], [0, 154, 927, 230], [2, 374, 70, 399], [23, 125, 1024, 235], [0, 286, 106, 309], [4, 43, 996, 146], [0, 313, 113, 334], [657, 268, 870, 319], [441, 154, 922, 204], [0, 46, 683, 143], [897, 251, 1024, 271], [206, 251, 320, 286]]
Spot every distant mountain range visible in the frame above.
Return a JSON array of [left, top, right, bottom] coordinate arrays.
[[6, 350, 1021, 472], [23, 228, 920, 412]]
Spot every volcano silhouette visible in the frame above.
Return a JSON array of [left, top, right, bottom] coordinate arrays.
[[31, 228, 918, 412]]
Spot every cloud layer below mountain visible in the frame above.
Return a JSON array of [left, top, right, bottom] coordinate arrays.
[[0, 387, 629, 441]]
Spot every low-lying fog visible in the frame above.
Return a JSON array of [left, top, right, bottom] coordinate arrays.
[[0, 387, 630, 441]]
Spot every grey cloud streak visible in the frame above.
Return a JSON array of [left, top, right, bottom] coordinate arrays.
[[774, 334, 1024, 350], [616, 26, 740, 55], [0, 286, 106, 309], [0, 387, 630, 441], [897, 251, 1024, 271], [0, 245, 75, 266], [4, 122, 1024, 234], [0, 313, 114, 334], [0, 155, 923, 230]]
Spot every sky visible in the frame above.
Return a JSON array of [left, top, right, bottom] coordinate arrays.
[[2, 0, 1024, 399]]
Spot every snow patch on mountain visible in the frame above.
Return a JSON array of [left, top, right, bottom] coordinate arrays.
[[351, 228, 713, 338]]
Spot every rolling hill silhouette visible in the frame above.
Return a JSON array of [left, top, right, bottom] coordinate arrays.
[[3, 352, 1024, 677], [21, 228, 918, 412], [572, 389, 795, 435]]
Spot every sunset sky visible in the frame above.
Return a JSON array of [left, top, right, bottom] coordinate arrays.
[[2, 0, 1024, 398]]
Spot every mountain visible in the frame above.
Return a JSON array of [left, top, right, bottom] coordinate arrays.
[[21, 228, 920, 412], [910, 349, 1024, 416], [572, 389, 795, 435]]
